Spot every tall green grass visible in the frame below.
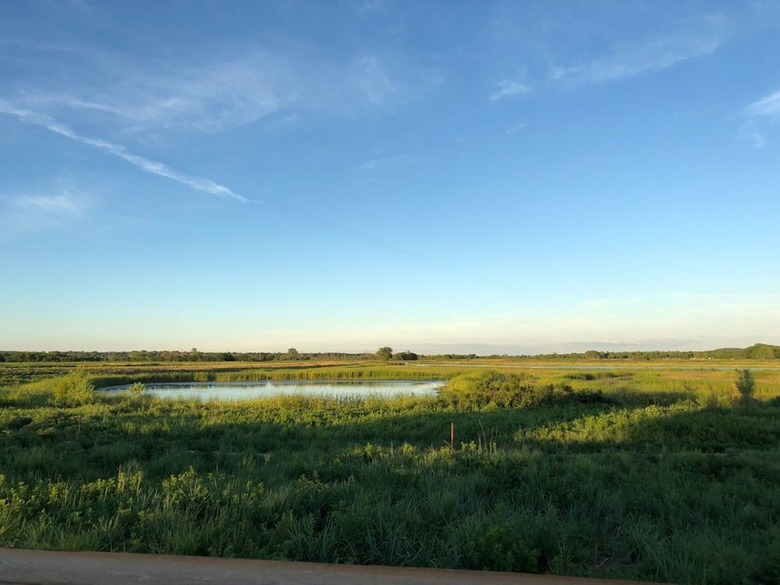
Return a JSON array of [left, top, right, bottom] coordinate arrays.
[[1, 362, 779, 583]]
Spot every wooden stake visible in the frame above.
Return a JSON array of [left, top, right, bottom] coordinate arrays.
[[450, 421, 455, 451]]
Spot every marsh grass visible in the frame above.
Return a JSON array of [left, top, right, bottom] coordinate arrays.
[[1, 362, 779, 583]]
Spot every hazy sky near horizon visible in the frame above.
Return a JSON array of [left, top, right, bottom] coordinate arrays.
[[1, 0, 779, 354]]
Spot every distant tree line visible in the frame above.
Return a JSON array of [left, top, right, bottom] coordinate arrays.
[[500, 343, 780, 361], [0, 349, 372, 363], [0, 343, 777, 363]]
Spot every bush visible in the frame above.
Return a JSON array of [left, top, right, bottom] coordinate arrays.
[[440, 371, 609, 410], [735, 369, 755, 406], [53, 370, 95, 406], [461, 519, 539, 572]]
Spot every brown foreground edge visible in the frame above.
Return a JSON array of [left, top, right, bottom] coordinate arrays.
[[0, 548, 666, 585]]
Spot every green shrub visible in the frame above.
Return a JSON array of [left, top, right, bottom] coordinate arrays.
[[53, 370, 95, 406], [461, 519, 539, 572], [441, 371, 609, 410], [735, 369, 755, 407]]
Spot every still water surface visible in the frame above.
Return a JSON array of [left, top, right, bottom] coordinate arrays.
[[103, 380, 444, 401]]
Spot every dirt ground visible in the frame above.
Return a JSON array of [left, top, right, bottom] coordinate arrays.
[[0, 548, 665, 585]]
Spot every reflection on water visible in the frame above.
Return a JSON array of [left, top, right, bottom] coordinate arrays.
[[102, 380, 444, 401]]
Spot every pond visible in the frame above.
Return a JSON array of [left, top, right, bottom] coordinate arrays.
[[102, 380, 444, 401]]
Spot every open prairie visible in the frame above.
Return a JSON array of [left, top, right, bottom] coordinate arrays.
[[1, 359, 779, 584]]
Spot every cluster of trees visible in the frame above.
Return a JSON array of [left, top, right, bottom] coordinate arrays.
[[742, 343, 780, 359], [374, 347, 419, 361]]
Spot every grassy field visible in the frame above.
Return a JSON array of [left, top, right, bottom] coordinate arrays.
[[1, 360, 779, 584]]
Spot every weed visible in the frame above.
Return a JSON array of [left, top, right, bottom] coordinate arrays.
[[736, 369, 756, 408]]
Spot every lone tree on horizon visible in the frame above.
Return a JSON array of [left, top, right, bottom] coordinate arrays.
[[376, 346, 393, 360]]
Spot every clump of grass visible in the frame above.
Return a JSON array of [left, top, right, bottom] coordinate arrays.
[[441, 371, 609, 410], [53, 370, 95, 407]]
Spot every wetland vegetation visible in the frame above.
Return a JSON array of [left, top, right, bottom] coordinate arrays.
[[1, 358, 779, 584]]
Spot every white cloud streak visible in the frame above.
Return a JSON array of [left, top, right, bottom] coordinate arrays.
[[504, 122, 526, 135], [358, 154, 413, 172], [344, 54, 431, 110], [1, 188, 87, 234], [549, 32, 721, 86], [354, 0, 390, 17], [745, 89, 780, 119], [489, 79, 531, 102], [741, 130, 766, 149], [10, 47, 430, 136], [0, 99, 246, 203], [740, 88, 780, 147], [15, 51, 291, 134], [490, 14, 725, 102], [18, 193, 83, 217]]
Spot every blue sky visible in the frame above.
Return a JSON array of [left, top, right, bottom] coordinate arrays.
[[1, 0, 779, 354]]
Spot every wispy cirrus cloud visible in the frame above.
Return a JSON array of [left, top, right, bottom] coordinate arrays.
[[0, 99, 246, 202], [357, 154, 413, 172], [489, 78, 531, 102], [8, 45, 432, 136], [14, 191, 84, 220], [744, 89, 780, 119], [15, 50, 293, 134], [353, 0, 390, 17], [504, 122, 526, 135], [489, 12, 726, 100], [349, 55, 404, 107], [548, 29, 722, 87], [18, 193, 83, 217], [0, 188, 87, 235], [342, 53, 437, 112], [739, 88, 780, 148], [740, 130, 767, 149]]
